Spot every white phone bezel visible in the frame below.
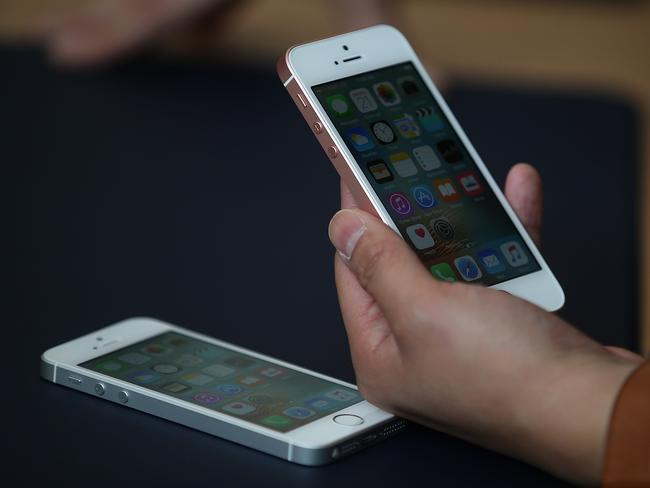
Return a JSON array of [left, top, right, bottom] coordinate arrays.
[[42, 317, 393, 450], [285, 25, 564, 311]]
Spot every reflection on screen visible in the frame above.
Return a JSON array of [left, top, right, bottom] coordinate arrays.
[[313, 62, 541, 286], [82, 332, 360, 432]]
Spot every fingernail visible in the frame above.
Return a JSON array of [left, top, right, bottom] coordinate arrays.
[[328, 210, 367, 260]]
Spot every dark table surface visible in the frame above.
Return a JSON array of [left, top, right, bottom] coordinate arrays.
[[5, 48, 639, 486]]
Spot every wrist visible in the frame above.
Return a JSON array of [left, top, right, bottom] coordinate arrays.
[[513, 351, 639, 485]]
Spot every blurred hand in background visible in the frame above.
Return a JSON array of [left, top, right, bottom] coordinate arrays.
[[37, 0, 395, 66]]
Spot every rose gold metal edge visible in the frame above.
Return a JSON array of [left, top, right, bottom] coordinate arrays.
[[276, 47, 375, 215], [276, 49, 294, 85]]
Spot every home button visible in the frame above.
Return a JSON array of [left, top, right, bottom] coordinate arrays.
[[333, 414, 364, 426]]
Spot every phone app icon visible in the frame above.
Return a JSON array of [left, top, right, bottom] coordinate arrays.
[[389, 152, 418, 178], [430, 263, 457, 282], [406, 224, 435, 250], [162, 382, 190, 393], [398, 76, 420, 95], [412, 145, 442, 171], [193, 392, 221, 404], [97, 361, 124, 372], [436, 138, 463, 163], [262, 415, 292, 428], [215, 384, 245, 395], [411, 185, 437, 209], [223, 401, 256, 415], [128, 370, 160, 384], [392, 113, 421, 138], [223, 356, 255, 368], [152, 363, 180, 374], [454, 256, 483, 281], [118, 352, 150, 365], [388, 192, 413, 217], [181, 372, 213, 386], [477, 248, 506, 274], [325, 389, 358, 402], [202, 364, 235, 377], [345, 127, 375, 152], [367, 160, 394, 184], [500, 241, 529, 267], [373, 81, 401, 106], [349, 88, 378, 113], [174, 354, 203, 368], [371, 120, 397, 144], [141, 344, 171, 356], [283, 407, 315, 419], [457, 171, 483, 196], [237, 375, 264, 386], [326, 94, 353, 117], [430, 217, 455, 241], [433, 178, 461, 202], [415, 106, 445, 133], [305, 397, 331, 410]]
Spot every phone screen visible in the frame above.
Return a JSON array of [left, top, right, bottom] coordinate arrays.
[[313, 62, 541, 285], [81, 331, 361, 432]]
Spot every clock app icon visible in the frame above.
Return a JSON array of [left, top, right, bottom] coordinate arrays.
[[371, 120, 397, 145]]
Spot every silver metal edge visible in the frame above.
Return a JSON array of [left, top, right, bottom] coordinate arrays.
[[40, 364, 401, 466], [40, 355, 56, 382]]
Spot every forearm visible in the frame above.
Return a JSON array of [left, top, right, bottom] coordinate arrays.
[[602, 360, 650, 486], [510, 352, 639, 485]]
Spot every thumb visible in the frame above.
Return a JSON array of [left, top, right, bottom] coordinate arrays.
[[328, 208, 444, 330], [504, 163, 543, 247]]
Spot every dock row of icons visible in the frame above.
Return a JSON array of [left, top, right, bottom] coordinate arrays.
[[430, 241, 530, 282], [385, 172, 483, 217]]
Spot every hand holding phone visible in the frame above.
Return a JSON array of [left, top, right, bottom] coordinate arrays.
[[278, 25, 563, 310], [329, 172, 641, 486]]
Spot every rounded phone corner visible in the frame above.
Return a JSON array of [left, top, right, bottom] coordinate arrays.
[[372, 24, 405, 40], [119, 316, 165, 327], [276, 51, 292, 84], [546, 284, 566, 313], [40, 354, 57, 381]]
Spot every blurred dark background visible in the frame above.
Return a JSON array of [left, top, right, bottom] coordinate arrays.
[[3, 0, 649, 486]]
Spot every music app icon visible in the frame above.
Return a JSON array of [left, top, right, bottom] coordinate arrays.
[[499, 241, 529, 267], [388, 192, 413, 217]]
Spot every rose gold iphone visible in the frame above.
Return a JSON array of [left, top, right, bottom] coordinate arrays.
[[278, 25, 564, 311]]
